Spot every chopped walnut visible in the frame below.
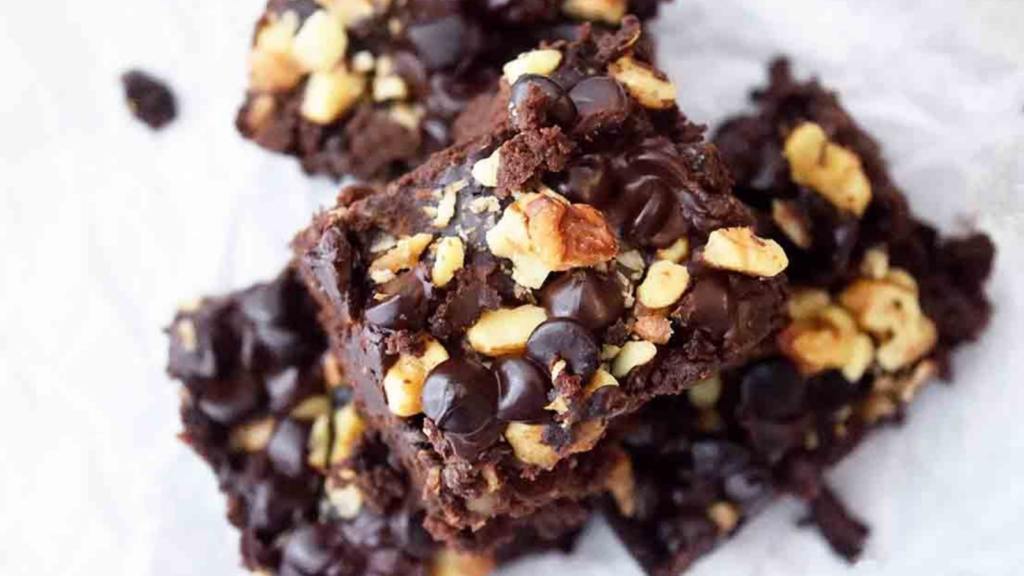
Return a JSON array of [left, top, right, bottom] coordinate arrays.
[[608, 56, 677, 110], [562, 0, 627, 24], [467, 305, 548, 356], [787, 288, 832, 320], [655, 237, 690, 263], [486, 193, 618, 289], [503, 49, 563, 84], [292, 10, 348, 72], [778, 305, 876, 382], [250, 12, 304, 92], [432, 180, 466, 228], [368, 233, 434, 283], [326, 479, 364, 519], [229, 416, 276, 453], [783, 122, 873, 217], [290, 394, 331, 420], [307, 412, 331, 471], [707, 501, 740, 533], [431, 237, 465, 288], [687, 374, 722, 409], [636, 260, 691, 309], [472, 149, 501, 188], [323, 0, 377, 27], [383, 337, 450, 416], [611, 340, 657, 378], [839, 275, 937, 371], [703, 227, 789, 277], [331, 403, 366, 465], [606, 448, 637, 517], [772, 199, 813, 249], [633, 315, 673, 344], [300, 66, 367, 124], [504, 422, 559, 469], [430, 549, 495, 576]]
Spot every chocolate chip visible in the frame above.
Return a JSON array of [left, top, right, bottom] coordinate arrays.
[[407, 15, 477, 71], [279, 524, 350, 576], [609, 141, 692, 247], [679, 276, 734, 338], [121, 70, 177, 130], [364, 266, 432, 330], [421, 359, 499, 434], [557, 154, 615, 206], [525, 318, 600, 380], [494, 356, 551, 422], [509, 74, 577, 130], [444, 421, 502, 461], [267, 419, 310, 478], [196, 374, 264, 425], [740, 359, 807, 420], [724, 468, 773, 512], [247, 472, 319, 536], [389, 510, 435, 560], [811, 486, 870, 561], [568, 76, 629, 134], [539, 270, 624, 331]]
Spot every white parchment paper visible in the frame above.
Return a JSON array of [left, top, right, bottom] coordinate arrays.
[[1, 1, 1022, 575]]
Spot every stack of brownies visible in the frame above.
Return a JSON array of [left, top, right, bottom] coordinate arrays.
[[166, 2, 996, 575]]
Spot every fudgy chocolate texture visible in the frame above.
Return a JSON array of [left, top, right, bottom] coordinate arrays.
[[122, 70, 177, 129], [606, 60, 996, 576], [166, 271, 583, 575], [237, 0, 670, 181], [293, 20, 788, 550]]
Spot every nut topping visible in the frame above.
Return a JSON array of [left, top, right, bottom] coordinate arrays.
[[467, 305, 548, 356], [292, 10, 348, 72], [369, 233, 434, 284], [471, 149, 501, 188], [784, 122, 873, 217], [382, 337, 450, 416], [300, 66, 367, 124], [562, 0, 627, 24], [611, 340, 657, 378], [503, 49, 563, 84], [636, 260, 691, 309], [608, 56, 677, 110], [431, 237, 465, 288], [702, 227, 789, 277]]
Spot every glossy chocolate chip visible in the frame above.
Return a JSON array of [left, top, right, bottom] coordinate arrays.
[[247, 471, 319, 535], [407, 15, 476, 71], [364, 267, 432, 330], [740, 359, 807, 420], [445, 420, 502, 461], [609, 141, 692, 247], [557, 154, 615, 206], [509, 74, 577, 130], [196, 373, 264, 425], [540, 270, 624, 331], [267, 419, 310, 478], [421, 359, 499, 434], [390, 510, 435, 560], [525, 319, 599, 380], [266, 366, 317, 413], [494, 357, 551, 422], [568, 76, 630, 134], [683, 276, 734, 338], [279, 524, 354, 576]]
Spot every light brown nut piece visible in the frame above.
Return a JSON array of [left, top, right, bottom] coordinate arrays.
[[860, 393, 898, 425], [250, 12, 304, 93], [778, 306, 876, 382], [331, 403, 367, 465], [292, 10, 348, 72], [229, 416, 276, 453], [611, 340, 657, 378], [860, 247, 890, 279], [432, 237, 465, 288], [655, 237, 690, 263], [616, 249, 645, 272], [350, 50, 375, 72], [504, 422, 559, 469], [175, 319, 198, 351], [633, 315, 673, 345], [326, 477, 364, 519], [432, 180, 466, 228], [382, 338, 450, 416], [471, 149, 501, 187], [787, 288, 832, 320], [606, 447, 637, 517], [784, 122, 873, 217], [388, 103, 425, 130], [323, 353, 344, 389], [608, 56, 677, 110], [772, 199, 813, 249], [562, 0, 627, 24], [839, 277, 937, 371], [707, 501, 740, 533], [243, 94, 278, 132], [467, 305, 548, 356], [637, 260, 691, 309], [300, 66, 367, 124], [688, 374, 722, 410], [319, 0, 377, 27], [486, 193, 618, 288], [502, 49, 563, 84], [369, 233, 434, 283], [703, 227, 789, 277], [430, 549, 496, 576], [307, 412, 331, 471], [290, 394, 331, 420]]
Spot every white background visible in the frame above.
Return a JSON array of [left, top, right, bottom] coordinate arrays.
[[1, 1, 1022, 575]]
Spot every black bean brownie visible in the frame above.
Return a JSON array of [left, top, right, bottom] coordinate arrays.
[[236, 0, 671, 180], [604, 59, 996, 576], [292, 20, 790, 550], [166, 270, 584, 575]]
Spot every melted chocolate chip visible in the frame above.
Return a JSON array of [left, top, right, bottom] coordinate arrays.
[[557, 154, 615, 206], [389, 510, 435, 560], [121, 70, 177, 130], [509, 74, 577, 130], [279, 524, 357, 576], [407, 15, 477, 71], [267, 419, 310, 478], [540, 270, 624, 331], [494, 357, 551, 422], [364, 267, 432, 330], [609, 139, 692, 247], [445, 421, 502, 461], [568, 76, 630, 134], [421, 359, 499, 434], [681, 276, 734, 338], [196, 374, 264, 425], [525, 319, 599, 380], [740, 359, 807, 420]]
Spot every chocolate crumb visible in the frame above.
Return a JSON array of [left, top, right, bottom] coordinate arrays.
[[122, 70, 177, 130]]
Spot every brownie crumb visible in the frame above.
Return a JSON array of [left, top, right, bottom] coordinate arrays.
[[122, 70, 177, 130]]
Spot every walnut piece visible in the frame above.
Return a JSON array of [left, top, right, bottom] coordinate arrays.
[[784, 122, 873, 217], [430, 549, 495, 576], [229, 416, 276, 453], [300, 66, 367, 124], [504, 422, 559, 469], [432, 179, 466, 228], [383, 337, 450, 416], [431, 237, 465, 288], [608, 56, 677, 110], [611, 340, 657, 378], [307, 412, 331, 471], [467, 305, 548, 356], [702, 227, 789, 277], [839, 275, 937, 371], [687, 374, 722, 409], [637, 260, 691, 309], [290, 394, 331, 420], [250, 12, 304, 93], [787, 288, 831, 320], [471, 149, 501, 187], [486, 193, 618, 289], [655, 237, 690, 263], [292, 10, 348, 72], [330, 403, 366, 465], [633, 315, 673, 344], [320, 0, 377, 27], [605, 448, 637, 517], [368, 233, 434, 284], [326, 479, 364, 519], [562, 0, 627, 24], [707, 501, 740, 533], [503, 49, 563, 84], [778, 304, 876, 382], [771, 199, 813, 249]]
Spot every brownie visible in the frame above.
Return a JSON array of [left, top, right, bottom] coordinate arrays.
[[604, 59, 996, 576], [122, 70, 177, 129], [236, 0, 670, 180], [292, 19, 789, 550], [166, 270, 583, 575]]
